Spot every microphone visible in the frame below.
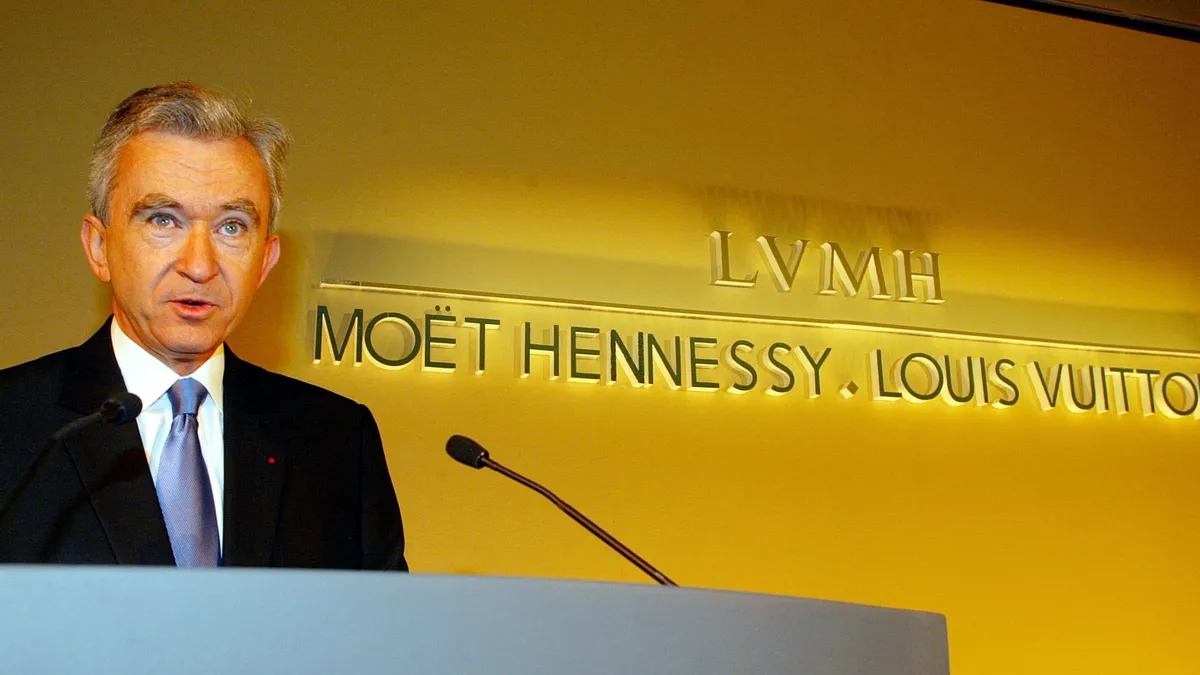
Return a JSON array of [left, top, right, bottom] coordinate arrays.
[[0, 393, 143, 523], [446, 434, 678, 586], [51, 392, 143, 441]]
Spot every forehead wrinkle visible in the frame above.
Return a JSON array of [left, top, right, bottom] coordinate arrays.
[[115, 133, 272, 226]]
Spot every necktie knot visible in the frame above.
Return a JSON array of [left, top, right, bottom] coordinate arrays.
[[167, 378, 208, 417]]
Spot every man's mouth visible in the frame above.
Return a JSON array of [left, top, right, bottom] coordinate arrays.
[[169, 298, 218, 317]]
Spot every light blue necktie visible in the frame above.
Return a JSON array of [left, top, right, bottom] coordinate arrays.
[[156, 378, 220, 567]]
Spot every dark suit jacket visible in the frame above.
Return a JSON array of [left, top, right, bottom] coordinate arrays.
[[0, 322, 407, 569]]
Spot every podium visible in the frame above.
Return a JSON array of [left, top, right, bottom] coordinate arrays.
[[0, 567, 948, 674]]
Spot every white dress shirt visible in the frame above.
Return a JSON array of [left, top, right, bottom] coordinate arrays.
[[110, 320, 225, 548]]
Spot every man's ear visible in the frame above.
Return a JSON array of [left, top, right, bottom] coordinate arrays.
[[80, 214, 111, 283], [256, 233, 281, 289]]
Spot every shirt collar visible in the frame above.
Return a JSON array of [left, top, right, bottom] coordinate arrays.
[[110, 319, 225, 414]]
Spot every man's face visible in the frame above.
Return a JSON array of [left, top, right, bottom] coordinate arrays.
[[81, 131, 280, 374]]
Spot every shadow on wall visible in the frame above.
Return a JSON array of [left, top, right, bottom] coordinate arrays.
[[315, 232, 1200, 353]]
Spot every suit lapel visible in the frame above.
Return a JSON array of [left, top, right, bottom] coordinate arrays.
[[59, 321, 175, 565], [221, 350, 288, 567]]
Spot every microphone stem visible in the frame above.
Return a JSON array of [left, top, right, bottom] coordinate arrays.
[[482, 457, 678, 587], [0, 414, 97, 525], [50, 412, 104, 442], [2, 412, 107, 524]]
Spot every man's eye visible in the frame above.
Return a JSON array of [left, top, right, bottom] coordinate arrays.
[[148, 214, 175, 227], [219, 221, 246, 236]]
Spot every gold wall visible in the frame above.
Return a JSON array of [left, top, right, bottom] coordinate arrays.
[[2, 1, 1198, 672]]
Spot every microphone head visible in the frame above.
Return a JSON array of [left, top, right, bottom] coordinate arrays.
[[100, 392, 143, 425], [446, 435, 489, 469]]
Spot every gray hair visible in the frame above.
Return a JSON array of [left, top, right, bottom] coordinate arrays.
[[88, 82, 291, 233]]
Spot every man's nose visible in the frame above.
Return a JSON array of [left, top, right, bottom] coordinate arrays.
[[176, 224, 219, 282]]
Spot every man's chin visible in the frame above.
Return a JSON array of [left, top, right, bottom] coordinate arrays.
[[155, 327, 227, 362]]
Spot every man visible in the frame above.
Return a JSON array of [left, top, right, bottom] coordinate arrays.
[[0, 83, 406, 569]]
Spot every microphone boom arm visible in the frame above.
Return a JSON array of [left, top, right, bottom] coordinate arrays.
[[0, 393, 142, 526], [481, 456, 678, 587]]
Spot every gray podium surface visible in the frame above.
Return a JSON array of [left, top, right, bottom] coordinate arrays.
[[0, 567, 948, 674]]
